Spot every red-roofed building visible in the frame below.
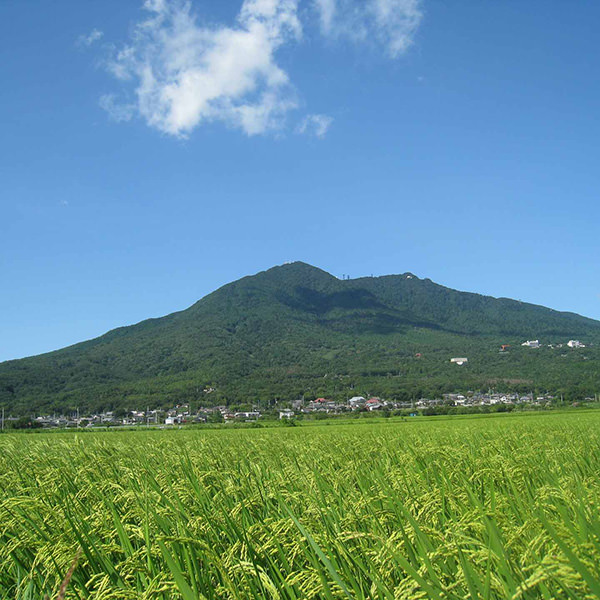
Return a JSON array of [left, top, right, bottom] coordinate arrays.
[[366, 397, 384, 411]]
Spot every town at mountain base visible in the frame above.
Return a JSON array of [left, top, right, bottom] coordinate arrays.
[[1, 262, 599, 416]]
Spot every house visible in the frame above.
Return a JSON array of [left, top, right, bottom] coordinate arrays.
[[165, 416, 181, 426], [366, 397, 384, 411], [279, 409, 294, 419], [348, 396, 366, 407], [567, 340, 585, 348], [235, 411, 260, 420], [522, 340, 540, 348], [450, 358, 468, 365]]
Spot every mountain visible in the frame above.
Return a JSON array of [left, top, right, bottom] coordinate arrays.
[[1, 262, 599, 414]]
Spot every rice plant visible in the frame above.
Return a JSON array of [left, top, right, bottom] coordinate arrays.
[[1, 412, 600, 599]]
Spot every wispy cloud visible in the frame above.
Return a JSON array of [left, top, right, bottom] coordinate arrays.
[[100, 0, 422, 137], [297, 113, 333, 138], [99, 94, 136, 122], [313, 0, 422, 57], [314, 0, 336, 32], [77, 28, 104, 48]]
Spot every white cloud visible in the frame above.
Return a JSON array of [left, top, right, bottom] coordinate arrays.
[[314, 0, 336, 32], [99, 94, 136, 122], [77, 29, 104, 48], [103, 0, 302, 137], [297, 113, 333, 138], [313, 0, 422, 57], [101, 0, 422, 137]]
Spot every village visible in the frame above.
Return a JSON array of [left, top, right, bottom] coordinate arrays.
[[2, 338, 593, 430], [7, 390, 592, 430]]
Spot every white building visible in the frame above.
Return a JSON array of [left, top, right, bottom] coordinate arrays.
[[279, 409, 295, 419], [521, 340, 540, 348], [348, 396, 366, 407], [450, 358, 468, 365], [235, 411, 260, 420], [567, 340, 585, 348]]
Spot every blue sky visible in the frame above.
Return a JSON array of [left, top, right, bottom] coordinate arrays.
[[2, 0, 599, 361]]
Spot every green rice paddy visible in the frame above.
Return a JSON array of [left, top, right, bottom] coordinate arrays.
[[1, 412, 600, 599]]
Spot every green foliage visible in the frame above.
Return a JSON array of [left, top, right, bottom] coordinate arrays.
[[5, 417, 43, 430], [1, 262, 599, 415]]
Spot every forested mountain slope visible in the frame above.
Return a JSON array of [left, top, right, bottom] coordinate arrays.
[[1, 262, 599, 414]]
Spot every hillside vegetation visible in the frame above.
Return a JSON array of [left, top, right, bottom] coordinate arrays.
[[1, 262, 599, 414]]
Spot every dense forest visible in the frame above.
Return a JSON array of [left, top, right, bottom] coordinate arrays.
[[1, 262, 599, 415]]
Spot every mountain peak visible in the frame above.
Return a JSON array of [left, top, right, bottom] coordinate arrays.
[[1, 263, 599, 414], [246, 261, 338, 289], [268, 261, 332, 275]]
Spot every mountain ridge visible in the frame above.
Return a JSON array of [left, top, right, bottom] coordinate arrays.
[[1, 262, 599, 414]]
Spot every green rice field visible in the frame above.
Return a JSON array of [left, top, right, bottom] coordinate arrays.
[[1, 412, 600, 599]]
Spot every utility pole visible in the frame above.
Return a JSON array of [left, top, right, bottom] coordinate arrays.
[[1, 407, 4, 431]]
